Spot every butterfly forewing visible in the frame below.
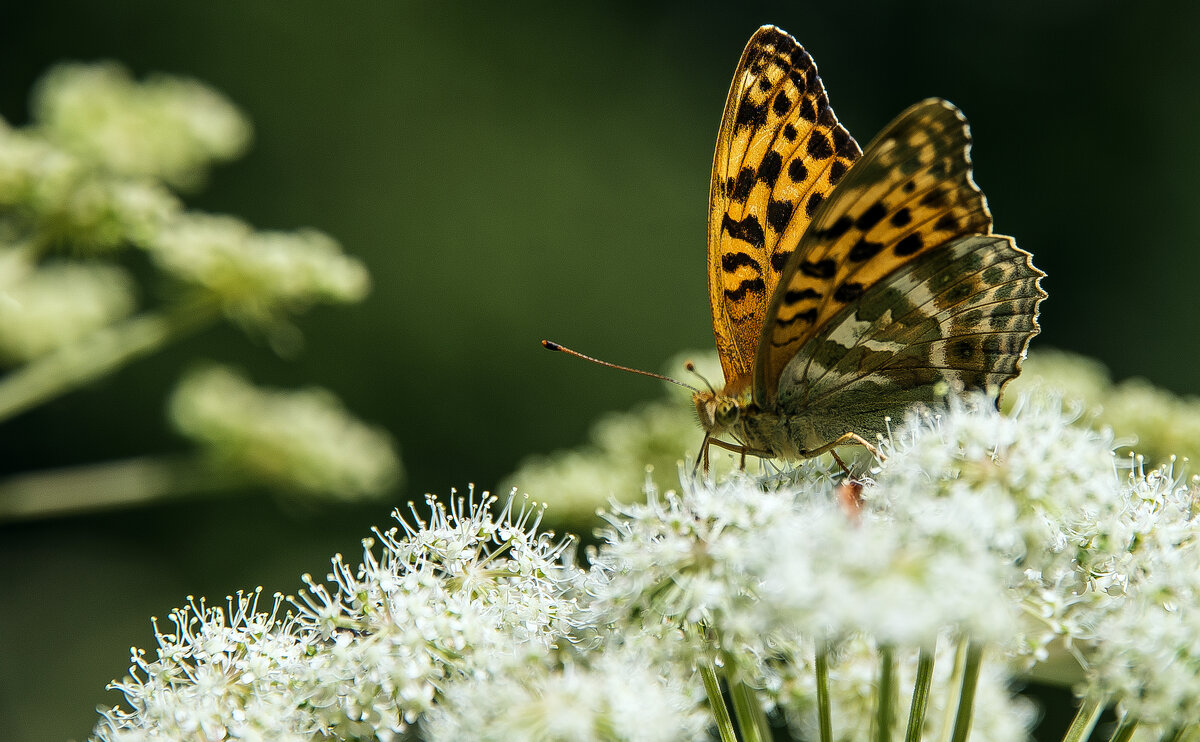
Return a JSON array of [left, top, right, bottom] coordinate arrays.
[[708, 25, 860, 392], [754, 99, 993, 405]]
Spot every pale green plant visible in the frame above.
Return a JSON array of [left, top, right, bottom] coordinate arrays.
[[0, 62, 397, 521]]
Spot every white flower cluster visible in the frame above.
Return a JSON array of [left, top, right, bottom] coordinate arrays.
[[93, 489, 589, 741], [424, 640, 709, 742], [1081, 462, 1200, 728], [169, 365, 400, 500], [91, 589, 319, 742], [93, 393, 1200, 739]]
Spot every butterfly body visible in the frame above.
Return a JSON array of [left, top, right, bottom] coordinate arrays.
[[699, 26, 1046, 463], [694, 389, 836, 459]]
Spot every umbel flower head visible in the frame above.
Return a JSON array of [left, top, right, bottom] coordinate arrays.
[[92, 488, 587, 741], [93, 391, 1200, 740]]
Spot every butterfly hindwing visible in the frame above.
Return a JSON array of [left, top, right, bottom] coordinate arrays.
[[754, 99, 993, 405], [708, 25, 860, 393], [776, 234, 1046, 441]]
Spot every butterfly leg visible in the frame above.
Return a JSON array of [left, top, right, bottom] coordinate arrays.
[[805, 432, 884, 463], [693, 433, 713, 476], [829, 449, 853, 477], [706, 437, 773, 471]]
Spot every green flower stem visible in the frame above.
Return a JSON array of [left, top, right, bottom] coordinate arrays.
[[1159, 726, 1187, 742], [1061, 696, 1104, 742], [698, 660, 737, 742], [1108, 714, 1137, 742], [904, 646, 935, 742], [875, 645, 895, 742], [949, 641, 983, 742], [816, 644, 833, 742], [729, 675, 770, 742], [0, 454, 252, 521], [0, 297, 219, 422]]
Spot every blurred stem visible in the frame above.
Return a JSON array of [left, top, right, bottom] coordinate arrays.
[[0, 297, 219, 422], [0, 454, 250, 521], [816, 643, 833, 742], [937, 638, 968, 742], [729, 675, 770, 742], [1061, 695, 1103, 742], [904, 646, 935, 742], [698, 660, 737, 742], [949, 642, 982, 742], [1107, 714, 1136, 742], [875, 645, 895, 742]]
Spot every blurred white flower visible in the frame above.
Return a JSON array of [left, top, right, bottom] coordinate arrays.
[[0, 254, 135, 362], [169, 364, 400, 500], [148, 213, 369, 326], [0, 119, 180, 253], [33, 62, 251, 190]]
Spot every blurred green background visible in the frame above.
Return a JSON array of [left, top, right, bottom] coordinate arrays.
[[1, 1, 1197, 739]]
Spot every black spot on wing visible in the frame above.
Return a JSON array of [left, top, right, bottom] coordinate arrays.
[[784, 287, 822, 303], [833, 281, 865, 302], [770, 250, 792, 272], [828, 160, 847, 185], [722, 214, 766, 249], [935, 214, 958, 232], [894, 233, 924, 256], [890, 208, 912, 227], [788, 159, 808, 183], [805, 192, 825, 217], [775, 308, 818, 327], [735, 98, 768, 130], [951, 340, 975, 360], [758, 151, 783, 188], [798, 97, 817, 122], [772, 90, 792, 117], [822, 215, 853, 240], [720, 252, 761, 273], [783, 124, 798, 142], [833, 128, 857, 158], [847, 238, 884, 262], [806, 131, 833, 160], [854, 202, 887, 231], [725, 277, 767, 302], [799, 258, 836, 279], [817, 101, 837, 127], [732, 167, 755, 202], [766, 198, 795, 233], [920, 189, 948, 208]]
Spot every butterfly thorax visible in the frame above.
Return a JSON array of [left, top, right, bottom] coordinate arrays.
[[693, 389, 816, 459]]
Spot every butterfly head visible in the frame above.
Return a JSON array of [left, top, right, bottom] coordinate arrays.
[[693, 390, 743, 436]]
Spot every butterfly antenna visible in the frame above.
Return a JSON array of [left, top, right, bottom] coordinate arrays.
[[684, 361, 717, 394], [541, 340, 699, 393]]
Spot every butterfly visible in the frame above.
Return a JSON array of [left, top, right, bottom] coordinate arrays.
[[692, 25, 1046, 467]]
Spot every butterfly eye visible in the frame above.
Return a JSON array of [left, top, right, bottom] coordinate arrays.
[[715, 400, 740, 427]]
